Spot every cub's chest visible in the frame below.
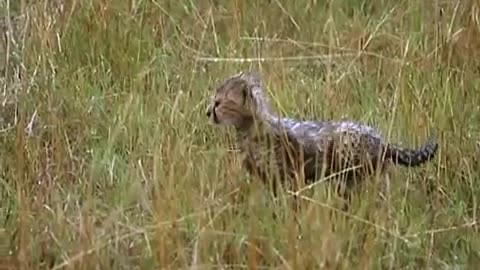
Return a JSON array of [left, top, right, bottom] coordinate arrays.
[[238, 133, 276, 156], [236, 133, 283, 168]]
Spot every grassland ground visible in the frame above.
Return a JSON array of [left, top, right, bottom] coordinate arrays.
[[1, 0, 480, 269]]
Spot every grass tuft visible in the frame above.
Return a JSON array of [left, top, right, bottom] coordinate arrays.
[[1, 0, 480, 269]]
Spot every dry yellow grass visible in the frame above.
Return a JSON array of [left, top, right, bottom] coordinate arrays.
[[1, 0, 480, 269]]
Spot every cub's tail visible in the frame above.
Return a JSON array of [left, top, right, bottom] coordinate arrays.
[[386, 135, 438, 167]]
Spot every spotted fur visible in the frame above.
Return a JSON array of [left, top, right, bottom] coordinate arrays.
[[206, 71, 438, 194]]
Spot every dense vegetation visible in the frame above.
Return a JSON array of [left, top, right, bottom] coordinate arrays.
[[1, 0, 479, 269]]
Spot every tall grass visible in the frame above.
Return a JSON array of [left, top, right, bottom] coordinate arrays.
[[1, 0, 480, 269]]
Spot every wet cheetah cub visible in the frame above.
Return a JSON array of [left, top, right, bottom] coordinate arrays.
[[206, 71, 438, 197]]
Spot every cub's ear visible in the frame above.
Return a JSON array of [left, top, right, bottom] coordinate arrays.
[[241, 82, 255, 105], [239, 71, 262, 86]]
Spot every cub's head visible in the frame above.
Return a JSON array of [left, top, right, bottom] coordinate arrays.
[[206, 71, 267, 129]]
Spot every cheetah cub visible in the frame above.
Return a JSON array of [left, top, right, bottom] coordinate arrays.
[[206, 71, 438, 198]]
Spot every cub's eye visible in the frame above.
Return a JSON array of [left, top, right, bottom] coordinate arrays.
[[214, 101, 220, 107]]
